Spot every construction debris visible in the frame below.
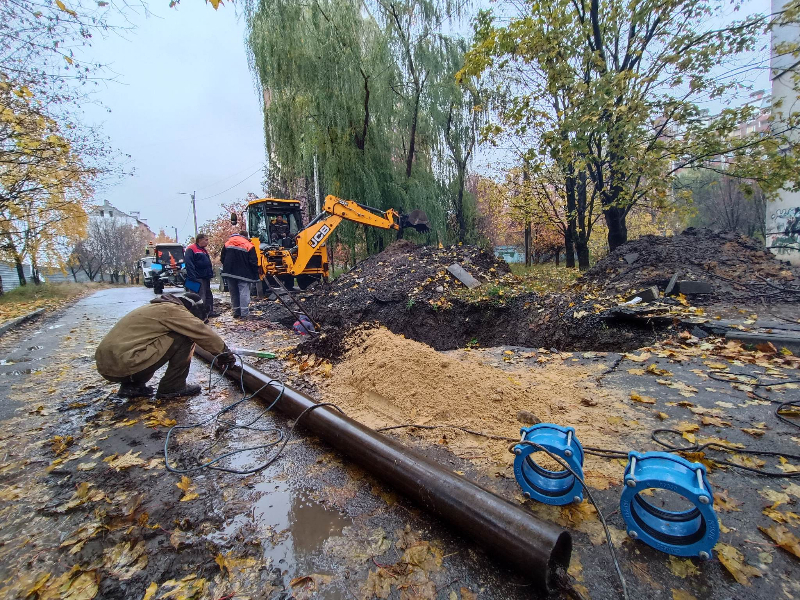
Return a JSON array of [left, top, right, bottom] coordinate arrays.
[[446, 263, 482, 289], [626, 286, 660, 302], [677, 280, 713, 295]]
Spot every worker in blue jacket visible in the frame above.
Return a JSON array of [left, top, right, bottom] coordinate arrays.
[[185, 233, 216, 320]]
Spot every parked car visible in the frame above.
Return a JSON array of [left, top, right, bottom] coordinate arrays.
[[137, 256, 155, 288]]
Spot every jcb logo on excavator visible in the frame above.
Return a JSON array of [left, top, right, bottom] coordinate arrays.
[[309, 224, 330, 249]]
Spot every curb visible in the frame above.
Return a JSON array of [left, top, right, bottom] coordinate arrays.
[[725, 330, 800, 354], [0, 308, 46, 339]]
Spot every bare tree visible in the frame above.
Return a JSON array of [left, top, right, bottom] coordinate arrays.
[[72, 218, 150, 283]]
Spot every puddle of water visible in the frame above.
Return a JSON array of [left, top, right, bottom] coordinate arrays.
[[254, 480, 350, 568], [203, 477, 349, 598], [0, 367, 42, 377]]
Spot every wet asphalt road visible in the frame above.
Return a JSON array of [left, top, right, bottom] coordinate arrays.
[[0, 286, 171, 420], [1, 287, 799, 599]]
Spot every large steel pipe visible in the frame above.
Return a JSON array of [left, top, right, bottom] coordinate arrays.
[[195, 347, 572, 592]]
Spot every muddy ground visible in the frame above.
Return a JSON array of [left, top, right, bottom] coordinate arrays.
[[0, 285, 799, 600]]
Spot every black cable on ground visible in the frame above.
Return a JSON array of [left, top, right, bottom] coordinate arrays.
[[707, 371, 800, 388], [376, 423, 519, 441], [510, 440, 629, 600], [164, 353, 344, 475], [707, 371, 800, 430]]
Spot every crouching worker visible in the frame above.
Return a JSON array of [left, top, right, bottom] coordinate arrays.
[[95, 292, 236, 399]]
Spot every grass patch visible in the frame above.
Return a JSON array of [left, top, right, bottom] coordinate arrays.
[[508, 262, 582, 294], [451, 261, 582, 305], [0, 282, 110, 322]]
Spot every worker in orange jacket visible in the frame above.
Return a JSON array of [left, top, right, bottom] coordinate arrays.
[[220, 231, 259, 318]]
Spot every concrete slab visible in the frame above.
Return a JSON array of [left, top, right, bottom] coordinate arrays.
[[447, 263, 481, 289]]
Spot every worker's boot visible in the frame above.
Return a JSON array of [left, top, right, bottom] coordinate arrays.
[[117, 383, 155, 398], [156, 384, 202, 400]]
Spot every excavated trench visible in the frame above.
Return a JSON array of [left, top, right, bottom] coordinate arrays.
[[298, 294, 675, 359]]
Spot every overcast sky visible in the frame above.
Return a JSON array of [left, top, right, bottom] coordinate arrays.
[[85, 0, 769, 241], [84, 2, 265, 241]]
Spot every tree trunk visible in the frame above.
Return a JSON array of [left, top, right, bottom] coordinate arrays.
[[555, 249, 560, 267], [604, 206, 628, 251], [405, 90, 421, 178], [576, 238, 590, 270], [455, 165, 468, 243], [0, 275, 4, 295], [15, 258, 26, 286], [564, 172, 577, 269], [524, 220, 532, 267], [576, 170, 591, 270]]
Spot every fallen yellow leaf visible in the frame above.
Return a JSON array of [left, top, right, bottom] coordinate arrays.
[[630, 392, 656, 404], [715, 542, 762, 585], [759, 524, 800, 560], [668, 555, 699, 578]]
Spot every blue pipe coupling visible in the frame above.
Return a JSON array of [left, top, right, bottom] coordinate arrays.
[[513, 424, 585, 506], [620, 452, 720, 559]]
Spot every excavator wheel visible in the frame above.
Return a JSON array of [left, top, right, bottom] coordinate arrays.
[[297, 275, 320, 290], [278, 274, 295, 291]]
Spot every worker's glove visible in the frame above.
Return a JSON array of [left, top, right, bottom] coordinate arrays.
[[216, 347, 237, 369]]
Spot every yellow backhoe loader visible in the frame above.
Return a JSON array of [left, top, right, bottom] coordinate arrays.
[[235, 194, 429, 290]]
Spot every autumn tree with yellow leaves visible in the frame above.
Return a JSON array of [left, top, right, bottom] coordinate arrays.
[[0, 0, 129, 289], [0, 76, 97, 285]]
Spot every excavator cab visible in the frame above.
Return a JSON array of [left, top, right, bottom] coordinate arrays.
[[246, 200, 303, 249]]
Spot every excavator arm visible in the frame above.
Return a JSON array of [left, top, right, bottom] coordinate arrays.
[[284, 195, 427, 276]]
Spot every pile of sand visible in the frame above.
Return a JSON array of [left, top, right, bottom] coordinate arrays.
[[315, 328, 652, 486]]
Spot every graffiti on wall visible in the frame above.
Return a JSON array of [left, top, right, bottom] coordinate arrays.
[[767, 207, 800, 255]]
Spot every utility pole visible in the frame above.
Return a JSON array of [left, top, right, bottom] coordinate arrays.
[[179, 191, 199, 239], [173, 227, 178, 243], [191, 190, 198, 238], [313, 154, 321, 216]]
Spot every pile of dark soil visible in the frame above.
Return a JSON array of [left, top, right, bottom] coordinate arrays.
[[579, 227, 800, 301], [306, 240, 509, 324], [326, 239, 510, 303]]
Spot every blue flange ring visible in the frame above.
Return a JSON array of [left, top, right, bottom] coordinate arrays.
[[620, 451, 720, 559], [513, 424, 584, 506]]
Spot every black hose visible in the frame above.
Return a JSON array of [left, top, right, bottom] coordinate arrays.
[[163, 352, 342, 475]]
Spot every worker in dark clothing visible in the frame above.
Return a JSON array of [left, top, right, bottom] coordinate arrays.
[[95, 292, 235, 398], [271, 216, 289, 244], [220, 231, 259, 319], [185, 233, 216, 319]]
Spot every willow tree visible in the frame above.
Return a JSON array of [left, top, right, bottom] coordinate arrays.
[[463, 0, 800, 251], [246, 0, 478, 248]]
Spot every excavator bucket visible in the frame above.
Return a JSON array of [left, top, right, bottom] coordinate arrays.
[[401, 209, 430, 233]]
